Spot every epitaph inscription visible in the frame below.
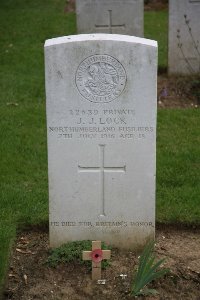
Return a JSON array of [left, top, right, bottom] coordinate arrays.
[[76, 55, 127, 103]]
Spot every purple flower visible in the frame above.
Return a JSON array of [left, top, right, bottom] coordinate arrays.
[[161, 88, 168, 97]]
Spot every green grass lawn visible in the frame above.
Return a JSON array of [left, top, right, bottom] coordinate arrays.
[[157, 109, 200, 224], [0, 0, 199, 294], [144, 10, 168, 69]]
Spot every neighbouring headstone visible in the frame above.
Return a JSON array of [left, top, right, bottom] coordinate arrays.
[[76, 0, 144, 36], [168, 0, 200, 74], [45, 34, 157, 250]]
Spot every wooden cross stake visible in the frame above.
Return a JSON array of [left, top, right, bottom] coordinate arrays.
[[82, 241, 111, 280]]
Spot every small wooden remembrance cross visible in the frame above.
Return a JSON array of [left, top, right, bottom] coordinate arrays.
[[82, 241, 111, 280]]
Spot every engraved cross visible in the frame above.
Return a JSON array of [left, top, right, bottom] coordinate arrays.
[[95, 10, 125, 34], [78, 144, 126, 216]]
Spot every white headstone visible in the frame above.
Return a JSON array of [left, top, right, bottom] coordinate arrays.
[[76, 0, 144, 37], [168, 0, 200, 74], [45, 34, 157, 250]]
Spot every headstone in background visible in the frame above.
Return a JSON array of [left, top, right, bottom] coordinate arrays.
[[168, 0, 200, 74], [45, 33, 157, 250], [76, 0, 144, 36]]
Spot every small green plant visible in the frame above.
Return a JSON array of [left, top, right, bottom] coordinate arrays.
[[46, 240, 111, 269], [131, 241, 169, 297]]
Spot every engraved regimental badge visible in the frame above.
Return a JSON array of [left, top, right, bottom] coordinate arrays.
[[75, 55, 127, 103]]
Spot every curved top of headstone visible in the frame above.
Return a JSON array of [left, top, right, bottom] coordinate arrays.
[[45, 33, 157, 48]]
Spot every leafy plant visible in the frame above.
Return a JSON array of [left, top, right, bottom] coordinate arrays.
[[131, 241, 169, 296], [46, 240, 111, 269]]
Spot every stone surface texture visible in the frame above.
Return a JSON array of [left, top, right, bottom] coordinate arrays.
[[168, 0, 200, 74], [45, 34, 157, 250], [76, 0, 144, 36]]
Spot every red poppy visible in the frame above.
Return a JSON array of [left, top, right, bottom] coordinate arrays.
[[91, 249, 103, 263]]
